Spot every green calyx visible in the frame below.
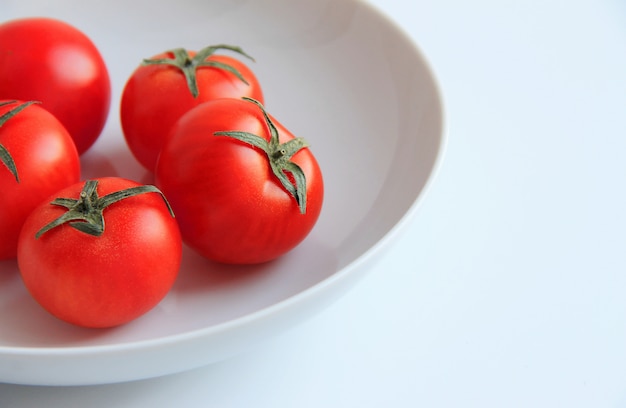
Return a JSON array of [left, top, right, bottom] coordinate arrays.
[[35, 179, 175, 239], [0, 100, 39, 183], [142, 44, 255, 98], [214, 97, 310, 214]]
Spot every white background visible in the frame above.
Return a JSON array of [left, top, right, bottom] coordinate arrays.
[[2, 0, 626, 406]]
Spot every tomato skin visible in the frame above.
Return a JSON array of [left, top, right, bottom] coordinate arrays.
[[155, 98, 323, 264], [0, 17, 111, 154], [0, 100, 80, 260], [17, 177, 182, 328], [120, 50, 264, 172]]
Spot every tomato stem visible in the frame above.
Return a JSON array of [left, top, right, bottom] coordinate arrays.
[[0, 100, 40, 183], [141, 44, 255, 98], [214, 97, 310, 214], [35, 180, 175, 239]]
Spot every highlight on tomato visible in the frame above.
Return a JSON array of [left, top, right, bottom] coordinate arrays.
[[120, 44, 264, 172], [0, 100, 80, 260], [155, 97, 323, 265], [17, 177, 182, 328], [0, 17, 111, 154]]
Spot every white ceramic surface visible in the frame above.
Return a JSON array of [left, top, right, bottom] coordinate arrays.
[[0, 0, 444, 385]]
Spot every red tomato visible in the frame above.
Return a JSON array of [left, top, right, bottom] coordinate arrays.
[[0, 100, 80, 260], [17, 177, 182, 328], [155, 97, 323, 264], [120, 44, 264, 171], [0, 17, 111, 154]]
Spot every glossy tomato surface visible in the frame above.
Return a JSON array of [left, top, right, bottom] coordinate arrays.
[[155, 98, 323, 265], [0, 17, 111, 154], [17, 177, 182, 328], [0, 100, 80, 260], [120, 47, 264, 171]]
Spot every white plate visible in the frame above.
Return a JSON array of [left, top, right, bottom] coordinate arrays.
[[0, 0, 445, 385]]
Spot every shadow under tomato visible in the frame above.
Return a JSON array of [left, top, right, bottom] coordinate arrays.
[[0, 258, 19, 280], [173, 234, 339, 295], [80, 149, 118, 179], [80, 142, 153, 184], [173, 245, 280, 293], [160, 235, 338, 326]]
